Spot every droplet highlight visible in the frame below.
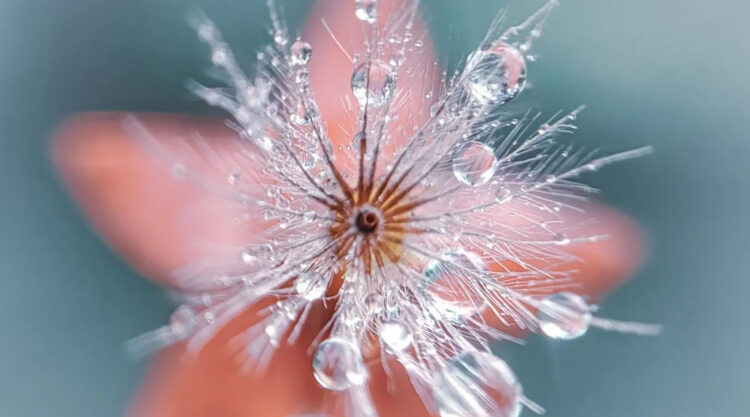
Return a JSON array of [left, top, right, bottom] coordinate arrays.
[[295, 271, 328, 301], [424, 250, 488, 319], [313, 338, 369, 391], [453, 141, 497, 186], [538, 292, 591, 339], [379, 320, 413, 352], [351, 61, 396, 108], [434, 351, 523, 417], [464, 43, 527, 105]]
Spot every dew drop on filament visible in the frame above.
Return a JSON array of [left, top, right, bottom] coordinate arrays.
[[169, 305, 197, 339], [291, 41, 312, 66], [434, 351, 523, 417], [537, 292, 591, 339], [354, 0, 377, 24], [313, 338, 369, 391], [295, 271, 328, 301], [464, 43, 527, 105], [423, 250, 488, 319], [453, 141, 497, 186], [379, 320, 413, 352], [351, 61, 396, 108]]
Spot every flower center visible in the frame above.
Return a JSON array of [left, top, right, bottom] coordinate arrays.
[[355, 208, 380, 234]]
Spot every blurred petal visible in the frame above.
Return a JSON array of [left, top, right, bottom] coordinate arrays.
[[54, 113, 248, 284]]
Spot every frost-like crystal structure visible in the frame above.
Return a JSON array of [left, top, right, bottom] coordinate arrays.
[[126, 1, 661, 415]]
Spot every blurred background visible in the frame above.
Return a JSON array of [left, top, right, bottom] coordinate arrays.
[[1, 0, 748, 416]]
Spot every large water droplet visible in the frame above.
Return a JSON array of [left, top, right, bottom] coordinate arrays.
[[434, 351, 523, 417], [379, 320, 413, 352], [351, 61, 396, 108], [464, 43, 527, 105], [295, 271, 328, 301], [538, 292, 591, 339], [291, 41, 312, 66], [423, 250, 488, 319], [354, 0, 377, 24], [313, 338, 369, 391], [453, 141, 497, 186]]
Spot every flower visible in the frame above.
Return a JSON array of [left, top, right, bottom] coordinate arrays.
[[53, 0, 658, 416]]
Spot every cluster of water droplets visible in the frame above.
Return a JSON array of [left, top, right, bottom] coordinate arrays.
[[124, 1, 662, 417]]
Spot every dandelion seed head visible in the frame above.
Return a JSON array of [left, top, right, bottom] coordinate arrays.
[[124, 1, 661, 415]]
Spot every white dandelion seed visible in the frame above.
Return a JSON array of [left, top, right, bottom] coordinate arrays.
[[124, 0, 661, 416]]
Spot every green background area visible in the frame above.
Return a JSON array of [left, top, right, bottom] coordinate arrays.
[[1, 0, 747, 415]]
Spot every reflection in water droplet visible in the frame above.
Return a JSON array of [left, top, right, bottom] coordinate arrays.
[[453, 141, 497, 186], [351, 61, 396, 108], [354, 0, 377, 24], [464, 43, 527, 105], [313, 338, 369, 391], [291, 41, 312, 66], [379, 320, 413, 351], [295, 271, 328, 301], [434, 351, 523, 417], [424, 250, 488, 319], [538, 292, 591, 339]]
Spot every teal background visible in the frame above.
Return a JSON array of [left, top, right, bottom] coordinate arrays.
[[1, 0, 747, 416]]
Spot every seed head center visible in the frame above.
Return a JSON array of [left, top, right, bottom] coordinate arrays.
[[355, 208, 380, 234]]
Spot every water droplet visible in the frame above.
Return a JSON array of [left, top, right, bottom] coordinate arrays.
[[495, 187, 513, 204], [453, 141, 497, 186], [211, 48, 229, 66], [228, 171, 240, 186], [169, 305, 197, 339], [313, 338, 369, 391], [303, 211, 316, 223], [274, 31, 288, 46], [389, 50, 405, 67], [351, 61, 396, 108], [365, 293, 383, 315], [241, 249, 256, 264], [295, 271, 328, 301], [291, 41, 312, 65], [355, 0, 377, 24], [434, 351, 522, 417], [464, 43, 527, 105], [538, 292, 591, 339], [423, 250, 488, 319], [379, 320, 413, 351]]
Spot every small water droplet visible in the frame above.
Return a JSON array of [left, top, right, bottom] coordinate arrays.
[[379, 320, 413, 351], [423, 250, 488, 319], [295, 271, 328, 301], [228, 171, 240, 186], [291, 41, 312, 65], [434, 351, 523, 417], [351, 61, 396, 108], [495, 187, 513, 204], [169, 305, 197, 339], [274, 31, 288, 46], [452, 141, 497, 186], [241, 249, 256, 264], [464, 43, 527, 105], [538, 292, 591, 339], [313, 338, 369, 391], [354, 0, 377, 24]]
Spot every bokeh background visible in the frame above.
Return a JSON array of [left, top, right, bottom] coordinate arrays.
[[1, 0, 748, 416]]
